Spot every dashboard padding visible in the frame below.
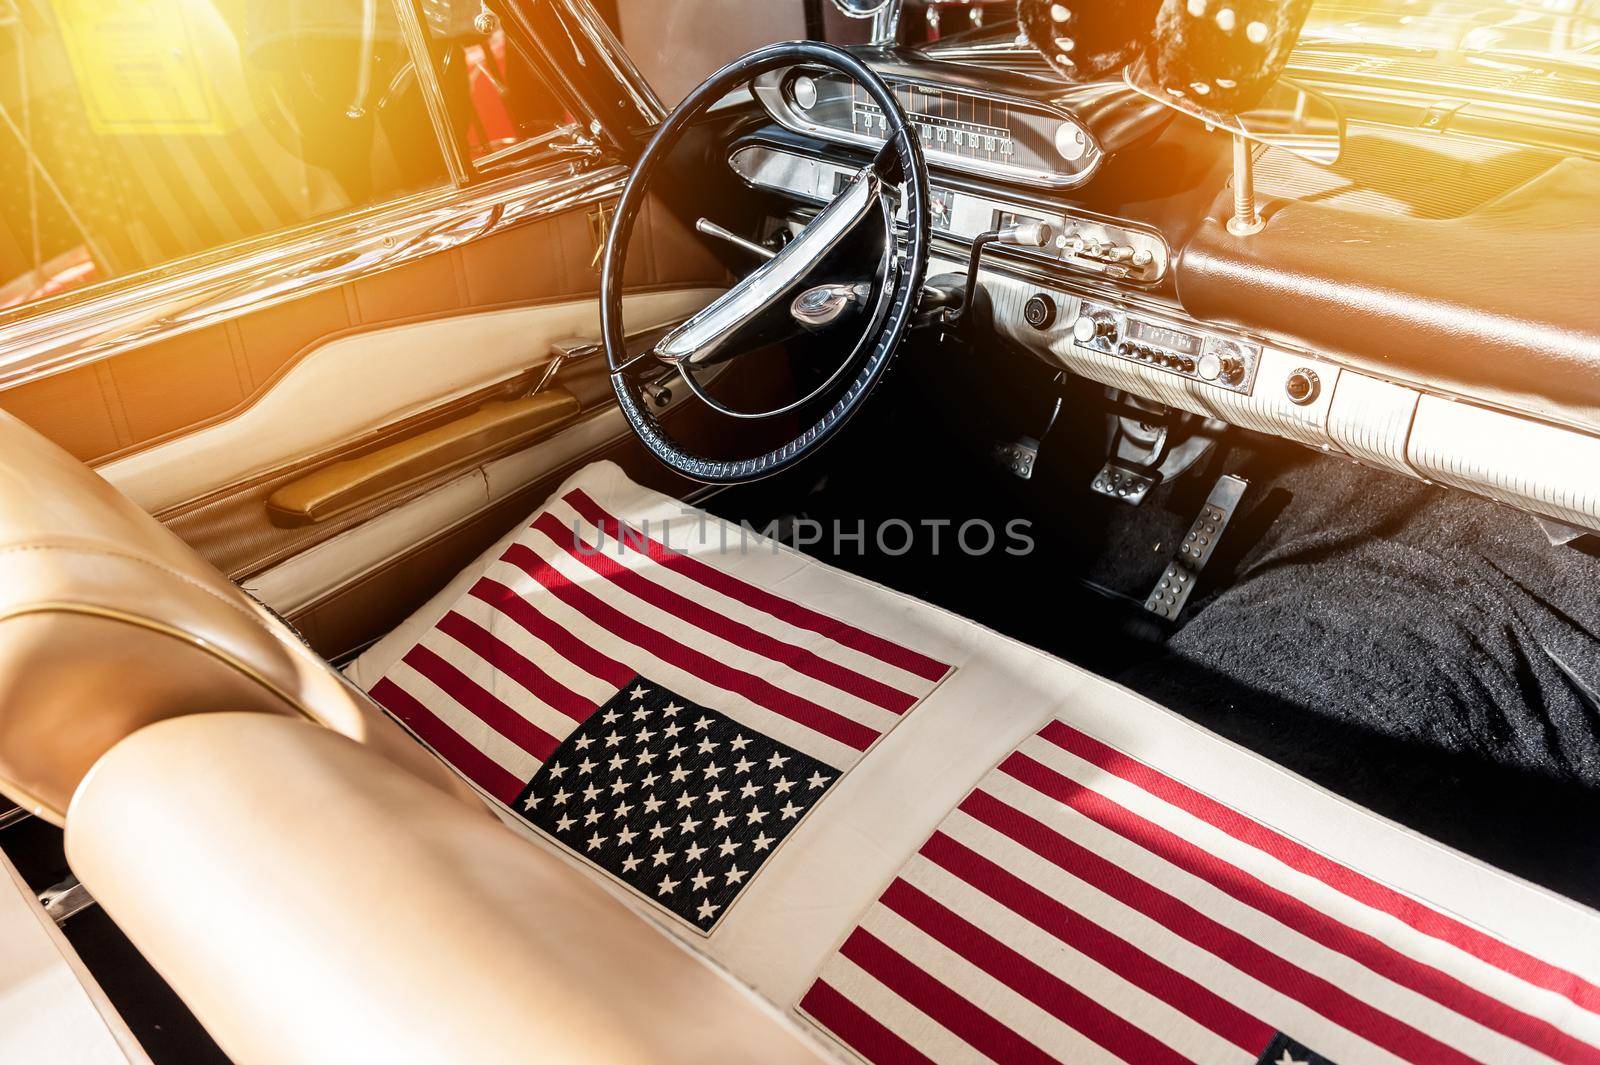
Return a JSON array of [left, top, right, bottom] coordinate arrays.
[[1177, 156, 1600, 430]]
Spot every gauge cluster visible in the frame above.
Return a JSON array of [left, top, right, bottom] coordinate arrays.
[[751, 66, 1100, 189]]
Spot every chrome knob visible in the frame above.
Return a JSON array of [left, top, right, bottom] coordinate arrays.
[[1072, 312, 1115, 344]]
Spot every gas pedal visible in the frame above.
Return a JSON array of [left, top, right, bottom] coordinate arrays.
[[1144, 473, 1248, 620], [1091, 461, 1160, 505]]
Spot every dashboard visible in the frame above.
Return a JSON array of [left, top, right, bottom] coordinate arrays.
[[730, 51, 1600, 539]]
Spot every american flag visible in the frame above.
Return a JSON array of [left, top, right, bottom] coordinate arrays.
[[801, 720, 1600, 1065], [365, 484, 952, 929]]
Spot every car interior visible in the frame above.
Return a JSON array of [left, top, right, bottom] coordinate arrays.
[[2, 0, 1600, 1062]]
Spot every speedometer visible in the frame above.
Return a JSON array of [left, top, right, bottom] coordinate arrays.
[[753, 65, 1100, 188]]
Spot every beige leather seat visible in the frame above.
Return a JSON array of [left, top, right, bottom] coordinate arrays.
[[0, 410, 829, 1064]]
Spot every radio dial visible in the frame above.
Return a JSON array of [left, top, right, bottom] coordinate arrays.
[[1072, 312, 1116, 344]]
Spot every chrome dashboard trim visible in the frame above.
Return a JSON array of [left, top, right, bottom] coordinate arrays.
[[750, 66, 1102, 190], [0, 160, 625, 389]]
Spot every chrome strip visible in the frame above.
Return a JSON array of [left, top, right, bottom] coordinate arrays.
[[392, 0, 473, 186], [0, 161, 624, 389], [562, 0, 669, 126]]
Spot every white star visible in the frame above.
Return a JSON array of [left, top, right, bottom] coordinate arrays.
[[733, 757, 754, 774], [617, 826, 638, 845], [607, 754, 626, 772], [706, 785, 728, 803], [647, 822, 668, 840], [621, 853, 642, 872], [634, 728, 655, 744], [703, 762, 722, 779], [609, 777, 629, 794], [685, 842, 707, 862], [631, 707, 650, 721], [745, 807, 768, 825], [602, 709, 620, 724], [585, 832, 607, 851], [738, 781, 761, 800], [612, 802, 634, 819], [690, 871, 712, 891], [552, 787, 572, 805], [780, 801, 802, 820], [724, 864, 748, 885], [657, 875, 679, 896], [668, 744, 686, 760], [663, 723, 683, 738], [693, 715, 713, 731], [547, 763, 567, 778], [752, 832, 774, 852], [696, 737, 719, 755], [773, 776, 794, 794], [806, 771, 830, 789], [696, 900, 720, 922], [643, 794, 664, 814], [635, 748, 656, 765], [712, 811, 734, 830], [582, 783, 601, 802], [583, 808, 602, 826], [729, 734, 751, 751], [604, 731, 623, 748], [678, 815, 701, 835], [716, 837, 739, 857], [577, 758, 596, 774], [523, 794, 543, 811], [766, 752, 789, 770], [669, 765, 691, 784], [629, 684, 649, 700], [675, 792, 698, 809], [651, 846, 675, 867], [1276, 1053, 1309, 1065], [661, 702, 682, 717], [574, 735, 593, 751], [555, 814, 575, 832], [641, 772, 660, 788]]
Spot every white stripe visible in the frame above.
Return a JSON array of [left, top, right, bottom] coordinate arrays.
[[809, 954, 997, 1065], [452, 592, 619, 706], [481, 555, 864, 770], [418, 628, 581, 748], [1018, 733, 1600, 1055], [546, 498, 940, 696], [385, 661, 539, 781], [898, 855, 1252, 1064], [938, 808, 1406, 1065], [857, 900, 1125, 1065], [987, 771, 1539, 1064], [521, 521, 905, 737]]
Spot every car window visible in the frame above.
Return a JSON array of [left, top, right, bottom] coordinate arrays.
[[0, 0, 465, 314]]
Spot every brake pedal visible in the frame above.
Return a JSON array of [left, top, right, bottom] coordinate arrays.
[[1144, 473, 1248, 620], [1091, 461, 1160, 505]]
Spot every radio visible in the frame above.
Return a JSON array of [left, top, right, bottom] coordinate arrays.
[[1069, 302, 1260, 395]]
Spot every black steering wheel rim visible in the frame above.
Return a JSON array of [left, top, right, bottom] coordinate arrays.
[[600, 40, 931, 485]]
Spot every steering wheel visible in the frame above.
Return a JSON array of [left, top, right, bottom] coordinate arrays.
[[600, 42, 931, 484]]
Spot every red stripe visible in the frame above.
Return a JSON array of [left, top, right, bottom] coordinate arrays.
[[501, 540, 880, 752], [436, 610, 595, 723], [920, 831, 1274, 1054], [532, 513, 918, 714], [881, 878, 1190, 1065], [1041, 721, 1600, 1020], [960, 788, 1476, 1065], [467, 577, 631, 688], [1009, 747, 1600, 1064], [563, 488, 950, 683], [402, 645, 559, 762], [801, 980, 937, 1065], [839, 927, 1063, 1065], [368, 678, 523, 805]]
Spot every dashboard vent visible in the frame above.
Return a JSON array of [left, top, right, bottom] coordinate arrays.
[[1252, 128, 1559, 220]]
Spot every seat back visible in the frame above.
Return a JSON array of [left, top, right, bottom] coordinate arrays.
[[0, 409, 469, 822]]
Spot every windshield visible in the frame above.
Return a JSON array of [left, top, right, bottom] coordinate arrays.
[[1301, 0, 1600, 61]]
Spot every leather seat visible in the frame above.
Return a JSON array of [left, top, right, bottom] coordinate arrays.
[[5, 408, 1600, 1065]]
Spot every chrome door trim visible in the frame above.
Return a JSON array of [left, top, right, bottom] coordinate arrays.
[[392, 0, 473, 187], [0, 160, 625, 390]]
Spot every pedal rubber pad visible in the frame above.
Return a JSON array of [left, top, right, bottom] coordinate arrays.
[[1092, 462, 1159, 505], [1144, 473, 1248, 620]]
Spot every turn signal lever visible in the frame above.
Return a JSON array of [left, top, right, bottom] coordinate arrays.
[[948, 220, 1055, 329]]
